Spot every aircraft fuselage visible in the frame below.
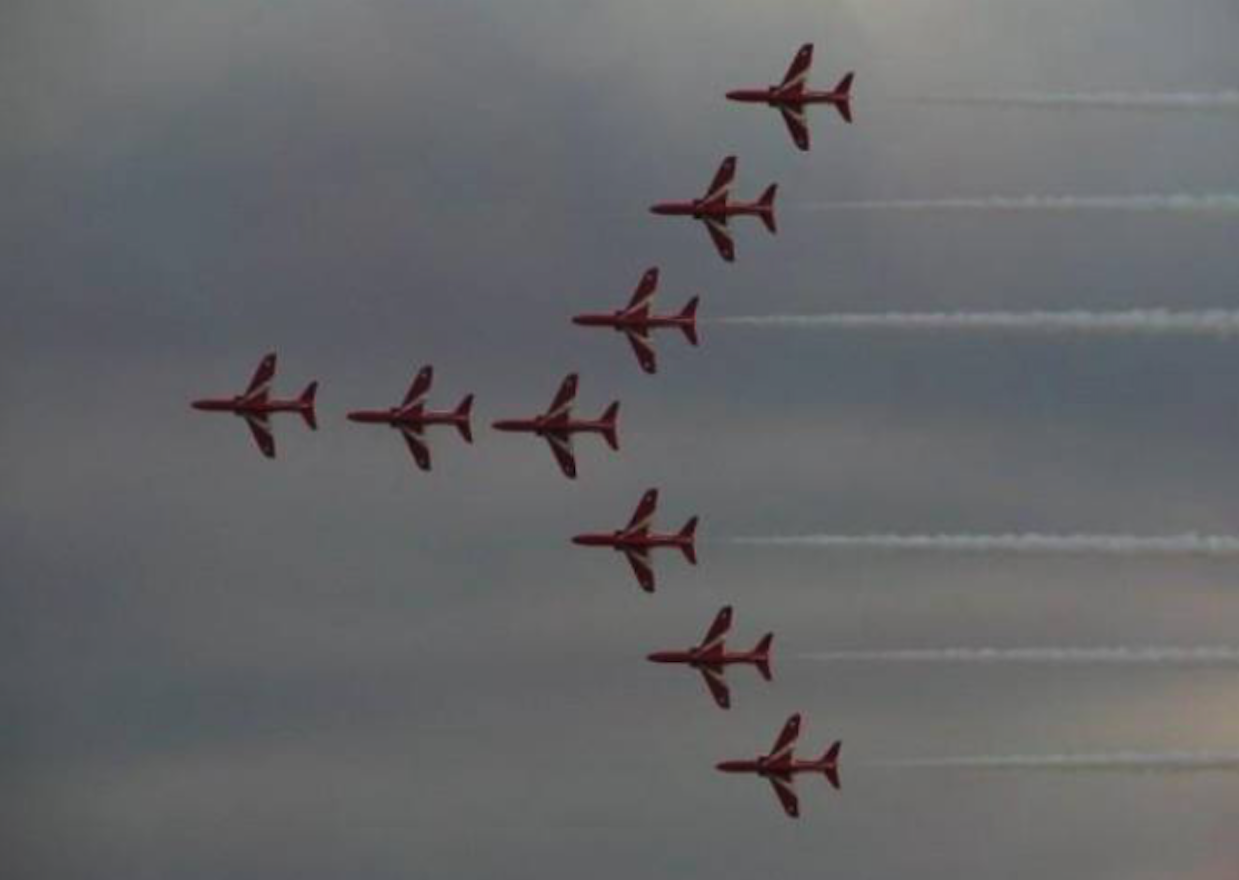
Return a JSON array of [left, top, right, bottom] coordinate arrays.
[[571, 530, 691, 551], [649, 199, 767, 220], [725, 87, 848, 107], [571, 312, 693, 333], [492, 416, 612, 437], [191, 396, 308, 416], [646, 647, 764, 668], [347, 408, 465, 428], [715, 757, 835, 776]]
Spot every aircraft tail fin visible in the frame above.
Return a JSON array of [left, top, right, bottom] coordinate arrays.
[[299, 382, 319, 430], [754, 633, 774, 681], [455, 394, 474, 443], [601, 401, 620, 451], [823, 741, 842, 790], [679, 516, 699, 565], [758, 184, 778, 234], [834, 73, 854, 123], [680, 297, 700, 346]]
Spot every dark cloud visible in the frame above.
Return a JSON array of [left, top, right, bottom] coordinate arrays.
[[4, 0, 1239, 877]]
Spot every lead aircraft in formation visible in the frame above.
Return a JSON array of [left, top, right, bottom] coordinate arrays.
[[650, 156, 777, 262], [726, 43, 854, 151], [716, 714, 842, 818], [191, 353, 318, 458], [346, 366, 474, 471], [491, 374, 620, 479], [571, 267, 699, 374], [572, 488, 698, 592], [647, 606, 773, 709]]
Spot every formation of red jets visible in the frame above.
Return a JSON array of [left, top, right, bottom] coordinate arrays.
[[192, 44, 851, 818]]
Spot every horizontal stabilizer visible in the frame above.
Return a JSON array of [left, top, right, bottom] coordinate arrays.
[[456, 394, 474, 443], [680, 516, 699, 564], [300, 382, 319, 430]]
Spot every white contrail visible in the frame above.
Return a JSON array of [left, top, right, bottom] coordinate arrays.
[[729, 534, 1239, 556], [802, 647, 1239, 664], [877, 752, 1239, 773], [912, 91, 1239, 111], [803, 194, 1239, 214], [715, 310, 1239, 337]]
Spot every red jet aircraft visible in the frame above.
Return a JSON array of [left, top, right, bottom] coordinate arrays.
[[716, 714, 841, 818], [650, 156, 777, 263], [726, 44, 854, 151], [647, 606, 773, 709], [346, 365, 474, 471], [492, 374, 619, 479], [572, 488, 697, 592], [571, 267, 700, 374], [191, 352, 317, 459]]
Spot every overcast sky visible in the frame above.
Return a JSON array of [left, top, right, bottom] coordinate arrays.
[[4, 1, 1239, 877]]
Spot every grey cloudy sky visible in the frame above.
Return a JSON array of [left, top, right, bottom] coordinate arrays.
[[4, 0, 1239, 877]]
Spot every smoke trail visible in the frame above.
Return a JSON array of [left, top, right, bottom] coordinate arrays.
[[729, 534, 1239, 556], [802, 647, 1239, 664], [877, 752, 1239, 774], [803, 194, 1239, 214], [912, 91, 1239, 111], [716, 310, 1239, 336]]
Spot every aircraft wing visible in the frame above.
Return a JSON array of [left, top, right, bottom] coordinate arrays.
[[625, 488, 659, 534], [768, 714, 802, 762], [623, 328, 658, 375], [402, 365, 434, 409], [624, 547, 656, 593], [701, 155, 736, 207], [624, 267, 659, 315], [699, 665, 731, 710], [545, 431, 577, 479], [699, 606, 733, 652], [778, 104, 811, 152], [702, 217, 735, 263], [400, 427, 432, 471], [778, 44, 814, 94], [545, 373, 578, 420], [242, 352, 277, 403], [243, 413, 276, 459], [768, 775, 801, 818]]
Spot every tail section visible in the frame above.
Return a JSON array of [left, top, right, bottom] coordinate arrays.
[[455, 394, 474, 443], [753, 633, 774, 681], [601, 401, 621, 451], [299, 382, 319, 430], [758, 184, 778, 234], [679, 297, 700, 346], [823, 741, 842, 790], [679, 516, 699, 565], [834, 72, 854, 123]]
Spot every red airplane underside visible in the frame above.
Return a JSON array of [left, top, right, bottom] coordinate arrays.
[[571, 268, 699, 374], [491, 373, 618, 479], [716, 714, 841, 818], [191, 352, 318, 459], [346, 365, 474, 472], [650, 156, 777, 262], [646, 606, 773, 708], [725, 43, 854, 150], [571, 488, 698, 592]]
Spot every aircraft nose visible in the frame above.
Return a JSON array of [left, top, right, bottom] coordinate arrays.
[[649, 203, 670, 216], [190, 400, 209, 410], [570, 535, 588, 546]]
